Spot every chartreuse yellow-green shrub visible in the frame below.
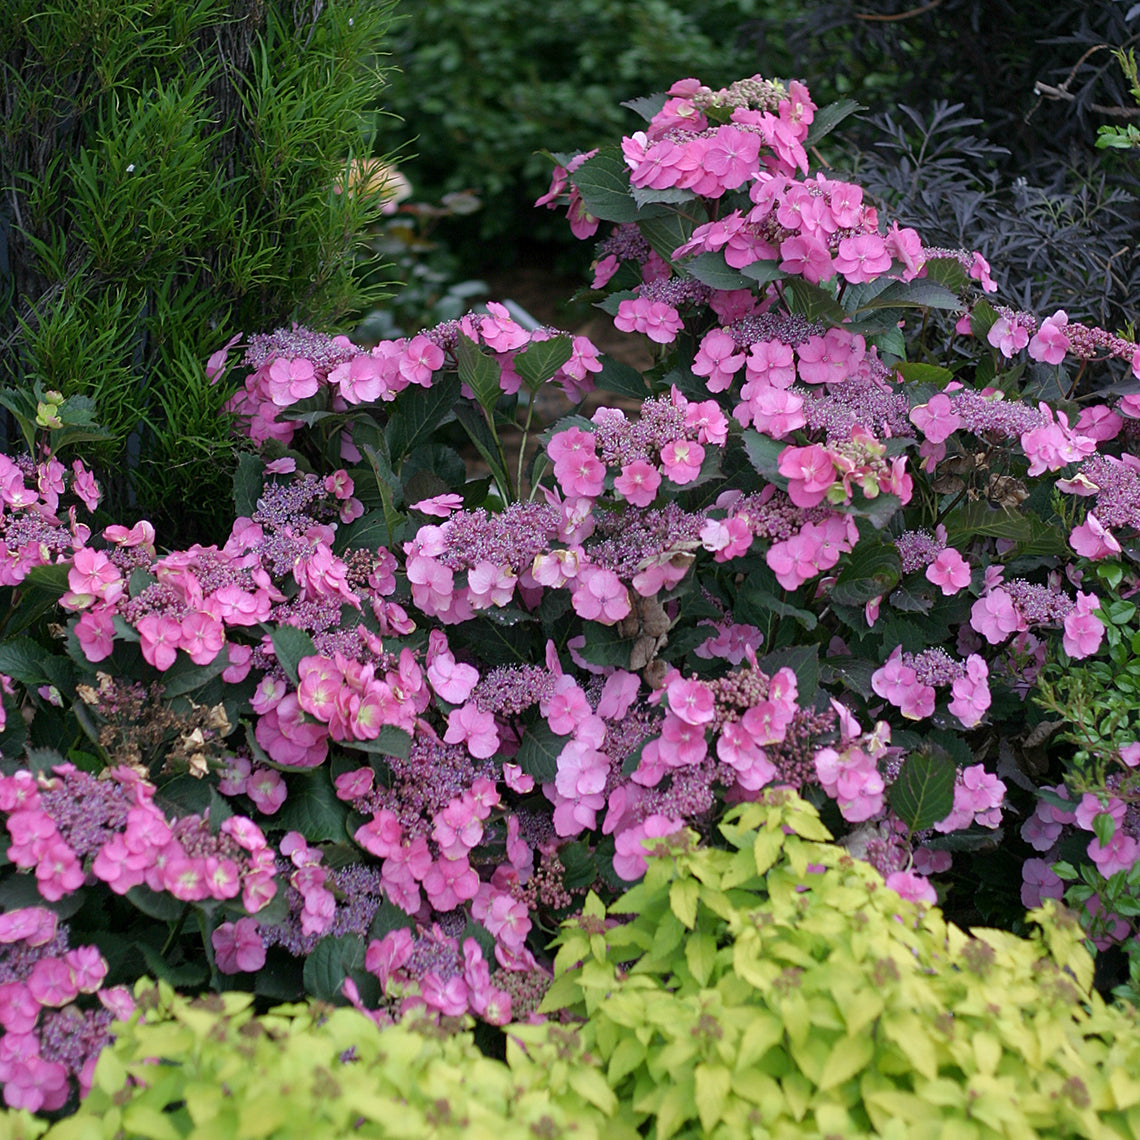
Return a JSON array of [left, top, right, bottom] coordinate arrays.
[[7, 792, 1140, 1140], [509, 790, 1140, 1140], [15, 982, 630, 1140]]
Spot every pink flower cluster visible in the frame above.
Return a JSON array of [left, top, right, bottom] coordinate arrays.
[[620, 76, 812, 198], [228, 313, 603, 449], [0, 907, 130, 1111], [364, 927, 515, 1026], [776, 425, 912, 510], [932, 764, 1006, 832], [814, 710, 891, 823], [672, 171, 921, 288], [0, 453, 101, 590], [1, 766, 276, 913], [871, 647, 991, 728], [766, 512, 858, 591], [257, 648, 425, 768]]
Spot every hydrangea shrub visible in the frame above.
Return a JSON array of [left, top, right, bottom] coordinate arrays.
[[3, 71, 1140, 1112]]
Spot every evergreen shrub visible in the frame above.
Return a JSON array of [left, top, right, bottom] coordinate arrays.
[[0, 0, 396, 544]]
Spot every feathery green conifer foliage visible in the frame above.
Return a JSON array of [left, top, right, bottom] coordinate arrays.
[[0, 0, 395, 544]]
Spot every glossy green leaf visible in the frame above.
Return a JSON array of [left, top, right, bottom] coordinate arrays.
[[513, 334, 573, 388], [683, 251, 751, 290], [275, 767, 350, 843], [831, 539, 902, 607], [889, 750, 957, 832], [568, 145, 640, 222], [804, 97, 864, 146], [516, 720, 567, 783], [302, 934, 365, 1002], [386, 373, 461, 462], [455, 334, 503, 412], [595, 356, 651, 399], [268, 625, 319, 687]]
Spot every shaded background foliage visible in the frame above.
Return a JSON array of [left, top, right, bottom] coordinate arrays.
[[378, 0, 1140, 331]]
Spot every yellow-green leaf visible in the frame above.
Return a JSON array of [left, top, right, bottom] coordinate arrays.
[[883, 1012, 936, 1080], [237, 1095, 288, 1138], [568, 1066, 618, 1114], [753, 828, 783, 875], [120, 1106, 182, 1140], [655, 1082, 696, 1140], [818, 1032, 875, 1090], [670, 878, 699, 929], [685, 932, 718, 986], [735, 1012, 783, 1069], [608, 1036, 646, 1085], [694, 1063, 732, 1132]]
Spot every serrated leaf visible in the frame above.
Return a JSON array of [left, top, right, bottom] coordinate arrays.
[[694, 1063, 731, 1132], [736, 583, 818, 632], [233, 452, 264, 518], [275, 767, 350, 843], [818, 655, 877, 699], [669, 877, 699, 928], [513, 335, 573, 388], [268, 626, 318, 687], [595, 355, 651, 399], [852, 278, 962, 314], [741, 429, 786, 480], [575, 622, 636, 668], [160, 648, 231, 698], [340, 724, 411, 759], [336, 509, 389, 554], [924, 257, 969, 292], [889, 751, 957, 832], [0, 872, 84, 918], [126, 884, 187, 922], [843, 491, 903, 531], [895, 362, 954, 386], [368, 896, 415, 942], [569, 145, 640, 223], [889, 580, 935, 614], [970, 299, 1000, 340], [139, 941, 208, 989], [831, 540, 902, 607], [682, 251, 751, 290], [23, 562, 70, 595], [620, 92, 668, 121], [386, 373, 461, 462], [639, 213, 695, 265], [0, 638, 53, 685], [359, 442, 405, 542], [302, 934, 365, 1002], [453, 402, 510, 494], [455, 334, 502, 412], [559, 841, 598, 891], [631, 184, 695, 208], [804, 98, 864, 147], [740, 260, 786, 286], [943, 500, 1034, 547], [685, 931, 717, 986], [516, 721, 566, 783], [783, 278, 846, 323]]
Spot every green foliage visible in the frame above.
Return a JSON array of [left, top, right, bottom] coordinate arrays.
[[523, 791, 1140, 1140], [32, 982, 620, 1140], [375, 0, 786, 263], [1097, 49, 1140, 153], [1, 0, 396, 544]]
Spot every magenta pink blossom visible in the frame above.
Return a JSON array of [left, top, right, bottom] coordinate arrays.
[[1063, 591, 1104, 659], [926, 547, 971, 595], [444, 702, 500, 758]]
